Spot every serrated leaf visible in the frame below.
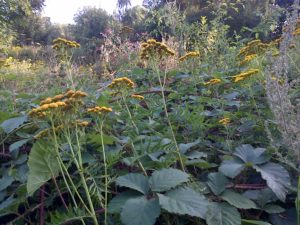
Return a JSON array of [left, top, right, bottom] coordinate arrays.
[[179, 139, 200, 154], [116, 173, 150, 194], [221, 190, 257, 209], [254, 163, 290, 202], [269, 208, 297, 225], [0, 115, 28, 134], [149, 168, 189, 192], [47, 207, 87, 225], [158, 187, 208, 219], [207, 172, 228, 195], [219, 158, 245, 178], [121, 197, 160, 225], [27, 140, 60, 196], [9, 139, 30, 153], [0, 176, 14, 191], [206, 202, 241, 225], [242, 219, 272, 225], [234, 145, 270, 165], [263, 204, 285, 214], [108, 191, 142, 214]]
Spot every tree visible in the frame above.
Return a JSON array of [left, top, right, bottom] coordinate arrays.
[[72, 7, 111, 42]]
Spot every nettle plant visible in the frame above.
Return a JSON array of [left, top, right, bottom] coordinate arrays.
[[108, 144, 291, 225]]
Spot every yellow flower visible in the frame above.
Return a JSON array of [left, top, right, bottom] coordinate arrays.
[[76, 120, 89, 127], [239, 54, 257, 66], [219, 117, 230, 125], [293, 28, 300, 36], [140, 39, 175, 60], [232, 69, 259, 83], [40, 97, 53, 105], [87, 106, 113, 114], [131, 94, 144, 100], [204, 78, 221, 86], [108, 77, 135, 89], [179, 51, 200, 62]]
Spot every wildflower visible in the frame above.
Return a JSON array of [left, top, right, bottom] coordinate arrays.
[[204, 78, 222, 86], [140, 39, 175, 60], [40, 97, 53, 105], [108, 77, 135, 89], [239, 54, 257, 66], [87, 106, 113, 114], [76, 120, 89, 127], [293, 28, 300, 36], [179, 51, 200, 62], [52, 37, 80, 49], [238, 39, 269, 57], [231, 69, 259, 83], [131, 94, 144, 100], [219, 117, 230, 125]]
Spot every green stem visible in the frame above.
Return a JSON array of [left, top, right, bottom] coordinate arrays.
[[100, 120, 108, 225], [156, 68, 185, 171], [73, 124, 99, 225]]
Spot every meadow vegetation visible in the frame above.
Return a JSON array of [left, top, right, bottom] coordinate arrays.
[[0, 0, 300, 225]]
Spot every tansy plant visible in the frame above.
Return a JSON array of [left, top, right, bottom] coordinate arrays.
[[140, 39, 185, 171], [27, 89, 113, 225]]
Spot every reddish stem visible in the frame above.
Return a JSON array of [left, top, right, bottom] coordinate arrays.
[[52, 176, 68, 210]]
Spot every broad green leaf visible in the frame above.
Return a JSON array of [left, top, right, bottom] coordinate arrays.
[[9, 139, 30, 152], [0, 115, 28, 134], [179, 139, 200, 154], [242, 219, 272, 225], [269, 208, 297, 225], [219, 158, 245, 178], [207, 172, 228, 195], [158, 187, 208, 219], [254, 163, 290, 202], [116, 173, 150, 194], [0, 176, 14, 191], [206, 202, 241, 225], [221, 190, 257, 209], [27, 140, 60, 196], [234, 145, 270, 165], [149, 168, 189, 192], [121, 197, 161, 225], [263, 204, 285, 214], [108, 190, 142, 214]]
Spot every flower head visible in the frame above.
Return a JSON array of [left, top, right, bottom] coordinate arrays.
[[140, 39, 175, 60], [231, 69, 259, 83], [204, 78, 221, 86], [108, 77, 135, 90], [179, 51, 200, 62], [219, 117, 230, 125], [131, 94, 144, 100]]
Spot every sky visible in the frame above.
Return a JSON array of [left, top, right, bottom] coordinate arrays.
[[43, 0, 143, 24]]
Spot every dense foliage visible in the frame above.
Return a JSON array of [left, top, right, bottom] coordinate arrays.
[[0, 0, 300, 225]]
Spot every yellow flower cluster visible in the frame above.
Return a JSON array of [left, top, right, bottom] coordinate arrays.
[[293, 28, 300, 36], [28, 90, 88, 117], [87, 106, 113, 114], [179, 51, 200, 62], [204, 78, 222, 86], [231, 69, 259, 83], [238, 39, 269, 57], [219, 118, 230, 125], [131, 94, 144, 100], [140, 39, 175, 60], [52, 37, 81, 50], [108, 77, 135, 89], [239, 54, 257, 66], [121, 26, 134, 33], [75, 120, 89, 127]]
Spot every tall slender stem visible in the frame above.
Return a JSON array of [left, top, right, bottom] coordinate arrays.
[[100, 120, 108, 225]]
